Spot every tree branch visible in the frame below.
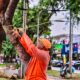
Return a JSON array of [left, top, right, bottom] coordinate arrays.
[[5, 0, 19, 25]]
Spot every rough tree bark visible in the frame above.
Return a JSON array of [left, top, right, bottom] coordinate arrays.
[[0, 0, 10, 48], [5, 0, 19, 24], [0, 0, 30, 72]]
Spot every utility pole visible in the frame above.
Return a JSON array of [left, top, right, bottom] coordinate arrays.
[[21, 0, 28, 78], [37, 13, 39, 45], [69, 11, 73, 76], [37, 8, 73, 77], [23, 0, 28, 32], [37, 11, 42, 45], [37, 9, 47, 45]]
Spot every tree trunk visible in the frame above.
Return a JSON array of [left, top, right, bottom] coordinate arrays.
[[0, 0, 10, 48], [5, 0, 30, 63], [3, 25, 30, 64], [5, 0, 19, 24], [0, 24, 5, 48], [0, 0, 30, 68], [0, 0, 10, 23]]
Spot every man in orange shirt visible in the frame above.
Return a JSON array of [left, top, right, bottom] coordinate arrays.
[[11, 29, 51, 80]]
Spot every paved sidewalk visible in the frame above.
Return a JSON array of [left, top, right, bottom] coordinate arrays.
[[51, 67, 80, 73], [47, 75, 63, 80]]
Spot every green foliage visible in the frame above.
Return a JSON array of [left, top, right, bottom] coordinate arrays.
[[27, 7, 51, 39], [12, 0, 53, 41], [12, 0, 80, 33], [13, 0, 64, 40], [65, 0, 80, 22], [12, 0, 80, 41], [1, 37, 16, 57], [13, 1, 23, 28], [40, 0, 80, 22], [66, 0, 80, 14], [39, 0, 63, 10]]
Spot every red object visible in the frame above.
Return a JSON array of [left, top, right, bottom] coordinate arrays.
[[19, 33, 50, 80]]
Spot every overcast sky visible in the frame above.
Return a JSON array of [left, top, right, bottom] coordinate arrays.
[[29, 0, 39, 8]]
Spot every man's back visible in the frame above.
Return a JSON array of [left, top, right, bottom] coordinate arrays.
[[25, 52, 50, 80]]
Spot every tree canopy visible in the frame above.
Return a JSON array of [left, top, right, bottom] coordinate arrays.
[[12, 0, 80, 38]]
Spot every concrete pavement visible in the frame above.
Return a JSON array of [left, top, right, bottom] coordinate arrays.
[[51, 66, 80, 73], [47, 75, 63, 80], [47, 76, 57, 80]]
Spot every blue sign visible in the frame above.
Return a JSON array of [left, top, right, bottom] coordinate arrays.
[[61, 43, 78, 55], [73, 43, 78, 54]]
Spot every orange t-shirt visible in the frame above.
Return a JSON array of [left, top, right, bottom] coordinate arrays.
[[19, 33, 50, 80]]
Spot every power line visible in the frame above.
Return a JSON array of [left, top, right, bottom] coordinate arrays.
[[31, 19, 69, 27]]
